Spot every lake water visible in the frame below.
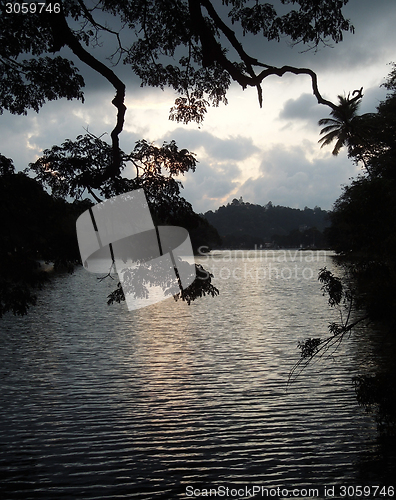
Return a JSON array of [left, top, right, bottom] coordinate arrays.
[[0, 250, 393, 499]]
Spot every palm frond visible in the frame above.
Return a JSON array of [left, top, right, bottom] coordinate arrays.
[[319, 124, 342, 134], [318, 93, 363, 155], [332, 137, 346, 156], [318, 117, 340, 126], [318, 129, 340, 147]]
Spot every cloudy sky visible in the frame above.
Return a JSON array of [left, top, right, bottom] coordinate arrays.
[[2, 0, 396, 214]]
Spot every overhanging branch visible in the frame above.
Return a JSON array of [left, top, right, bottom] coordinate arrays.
[[256, 66, 338, 110], [49, 3, 126, 179], [190, 0, 338, 111]]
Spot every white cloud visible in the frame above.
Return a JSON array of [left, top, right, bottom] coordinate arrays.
[[237, 144, 359, 211], [180, 160, 242, 213], [161, 128, 260, 162]]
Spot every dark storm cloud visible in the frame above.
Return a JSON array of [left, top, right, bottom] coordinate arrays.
[[162, 128, 260, 162], [234, 0, 396, 76], [278, 93, 323, 126]]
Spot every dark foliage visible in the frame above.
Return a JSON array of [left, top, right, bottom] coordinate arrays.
[[314, 65, 396, 434], [326, 65, 396, 324], [273, 227, 328, 249], [0, 154, 87, 317], [354, 373, 396, 436]]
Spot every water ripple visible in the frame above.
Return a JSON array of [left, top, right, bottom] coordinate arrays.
[[0, 252, 387, 499]]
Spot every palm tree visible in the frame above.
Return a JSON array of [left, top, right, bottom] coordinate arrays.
[[318, 93, 362, 156]]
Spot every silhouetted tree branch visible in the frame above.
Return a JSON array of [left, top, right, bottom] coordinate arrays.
[[288, 267, 369, 384], [47, 6, 126, 178]]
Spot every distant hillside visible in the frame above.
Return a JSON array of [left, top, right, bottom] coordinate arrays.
[[203, 198, 330, 248]]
